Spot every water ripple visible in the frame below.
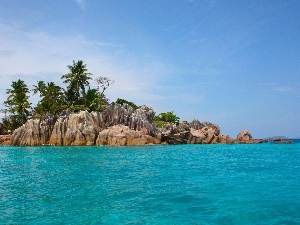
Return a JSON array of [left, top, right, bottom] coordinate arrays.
[[0, 143, 300, 224]]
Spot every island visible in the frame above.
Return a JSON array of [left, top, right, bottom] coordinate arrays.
[[0, 60, 264, 146], [0, 103, 263, 146]]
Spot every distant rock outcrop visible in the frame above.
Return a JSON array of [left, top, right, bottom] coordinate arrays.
[[237, 130, 252, 143], [188, 120, 221, 144], [159, 119, 234, 144]]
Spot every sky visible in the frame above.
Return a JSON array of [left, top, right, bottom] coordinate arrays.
[[0, 0, 299, 138]]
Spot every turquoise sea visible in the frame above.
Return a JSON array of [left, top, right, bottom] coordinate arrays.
[[1, 143, 300, 224]]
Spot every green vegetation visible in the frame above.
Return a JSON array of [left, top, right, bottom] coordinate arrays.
[[2, 79, 32, 131], [114, 98, 138, 110], [61, 60, 92, 109], [153, 111, 180, 127], [0, 60, 114, 132], [32, 81, 65, 116], [0, 60, 182, 134]]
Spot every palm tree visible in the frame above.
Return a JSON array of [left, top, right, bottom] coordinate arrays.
[[61, 60, 92, 106], [32, 80, 46, 96], [85, 88, 109, 112], [3, 79, 31, 130], [32, 81, 65, 116]]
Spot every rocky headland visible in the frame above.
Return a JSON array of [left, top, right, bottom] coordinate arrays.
[[3, 104, 263, 146]]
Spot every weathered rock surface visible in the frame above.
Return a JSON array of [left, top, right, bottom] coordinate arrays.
[[237, 130, 252, 143], [49, 110, 101, 145], [10, 104, 158, 146], [10, 114, 57, 146], [0, 135, 11, 145], [96, 125, 160, 146], [159, 120, 229, 144], [9, 103, 264, 146], [160, 123, 191, 144], [217, 134, 235, 144], [103, 104, 156, 135], [188, 120, 221, 144]]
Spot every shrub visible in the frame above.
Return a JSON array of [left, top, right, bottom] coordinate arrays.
[[153, 111, 180, 127], [114, 98, 138, 110]]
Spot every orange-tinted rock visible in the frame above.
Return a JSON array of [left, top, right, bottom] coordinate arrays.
[[237, 130, 253, 143], [96, 125, 160, 146]]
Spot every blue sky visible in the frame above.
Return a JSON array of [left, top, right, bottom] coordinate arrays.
[[0, 0, 299, 138]]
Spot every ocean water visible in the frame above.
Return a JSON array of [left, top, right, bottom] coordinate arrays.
[[0, 143, 300, 225]]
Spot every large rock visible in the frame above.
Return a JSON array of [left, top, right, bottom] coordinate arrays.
[[10, 114, 57, 146], [190, 120, 220, 136], [0, 135, 11, 145], [159, 119, 235, 144], [237, 130, 252, 143], [187, 128, 205, 144], [96, 125, 160, 146], [10, 104, 158, 146], [188, 120, 221, 144], [49, 110, 101, 145], [9, 103, 261, 146], [217, 134, 235, 144], [160, 123, 191, 144], [102, 104, 156, 136]]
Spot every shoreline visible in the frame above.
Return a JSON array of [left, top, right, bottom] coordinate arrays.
[[1, 105, 294, 147], [1, 134, 283, 146]]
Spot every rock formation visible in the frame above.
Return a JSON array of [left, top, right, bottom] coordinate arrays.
[[96, 125, 160, 146], [10, 114, 57, 146], [10, 104, 158, 146], [160, 123, 191, 144], [49, 110, 101, 145], [0, 135, 11, 145], [9, 104, 263, 146], [237, 130, 252, 143], [103, 104, 156, 136], [158, 119, 235, 144]]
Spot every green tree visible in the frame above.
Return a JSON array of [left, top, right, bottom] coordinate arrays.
[[153, 111, 180, 127], [61, 60, 92, 107], [1, 79, 31, 131], [32, 81, 65, 116], [84, 88, 108, 112], [114, 98, 138, 110]]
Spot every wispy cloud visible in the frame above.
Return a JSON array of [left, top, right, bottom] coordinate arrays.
[[274, 86, 295, 93], [257, 82, 298, 94], [0, 19, 175, 113], [74, 0, 86, 10]]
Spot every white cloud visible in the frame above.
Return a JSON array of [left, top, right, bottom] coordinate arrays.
[[74, 0, 86, 10], [258, 82, 298, 94], [274, 86, 295, 93], [0, 19, 175, 117]]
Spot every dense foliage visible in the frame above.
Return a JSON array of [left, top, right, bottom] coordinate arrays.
[[0, 60, 114, 132], [114, 98, 138, 110], [61, 60, 92, 109], [153, 111, 180, 127], [0, 60, 182, 134], [32, 81, 65, 116], [2, 79, 32, 131]]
